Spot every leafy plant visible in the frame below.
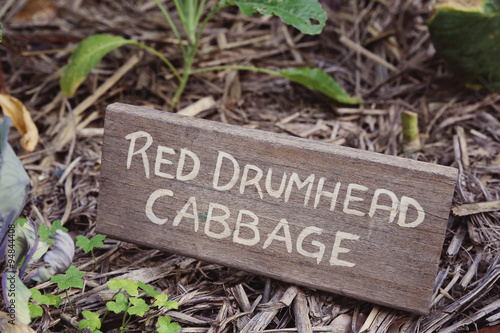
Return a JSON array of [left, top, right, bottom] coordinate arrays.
[[29, 288, 63, 319], [50, 265, 84, 314], [78, 311, 102, 332], [428, 0, 500, 91], [60, 0, 362, 107], [78, 278, 180, 332], [76, 234, 106, 269], [38, 220, 68, 243]]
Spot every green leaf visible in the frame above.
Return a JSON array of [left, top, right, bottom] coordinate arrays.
[[157, 315, 181, 333], [106, 292, 129, 314], [78, 311, 101, 331], [138, 281, 160, 297], [428, 1, 500, 91], [29, 303, 43, 319], [108, 279, 139, 296], [15, 217, 28, 226], [154, 295, 178, 310], [30, 288, 63, 308], [76, 234, 106, 253], [2, 272, 32, 325], [60, 34, 138, 97], [127, 297, 150, 317], [39, 220, 69, 243], [50, 265, 84, 290], [280, 68, 362, 104], [221, 0, 327, 35]]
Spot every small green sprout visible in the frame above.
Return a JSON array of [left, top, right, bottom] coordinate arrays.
[[38, 220, 68, 243], [106, 292, 129, 314], [76, 234, 106, 269], [157, 315, 181, 333], [78, 310, 102, 332], [50, 265, 84, 314]]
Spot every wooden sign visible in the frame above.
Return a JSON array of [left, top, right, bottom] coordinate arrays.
[[97, 103, 457, 314]]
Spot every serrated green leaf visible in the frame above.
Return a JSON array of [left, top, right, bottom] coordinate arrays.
[[154, 294, 178, 310], [50, 265, 84, 290], [2, 272, 32, 325], [280, 68, 362, 104], [428, 2, 500, 91], [106, 292, 128, 314], [29, 303, 43, 319], [221, 0, 326, 35], [76, 234, 106, 253], [78, 311, 101, 331], [157, 315, 181, 333], [108, 278, 139, 296], [127, 297, 149, 317], [60, 34, 138, 97], [138, 281, 160, 297]]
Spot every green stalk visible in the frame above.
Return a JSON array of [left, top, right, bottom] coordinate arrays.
[[401, 110, 421, 153], [91, 249, 98, 271], [171, 5, 223, 107], [192, 65, 281, 76], [153, 0, 186, 57], [66, 289, 76, 314], [171, 47, 196, 107], [134, 42, 181, 81]]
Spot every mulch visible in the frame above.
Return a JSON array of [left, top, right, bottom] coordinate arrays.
[[1, 0, 499, 332]]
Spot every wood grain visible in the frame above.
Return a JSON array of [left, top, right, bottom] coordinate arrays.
[[97, 103, 458, 314]]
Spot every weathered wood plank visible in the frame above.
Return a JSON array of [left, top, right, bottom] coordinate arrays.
[[97, 103, 457, 314]]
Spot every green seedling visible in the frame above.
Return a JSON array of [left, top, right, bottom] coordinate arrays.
[[50, 265, 84, 314], [97, 278, 180, 332], [29, 288, 63, 319], [78, 310, 102, 333], [60, 0, 362, 108], [76, 234, 106, 270], [38, 220, 68, 243], [157, 315, 182, 333]]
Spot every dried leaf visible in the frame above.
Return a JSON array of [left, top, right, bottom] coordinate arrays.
[[0, 94, 39, 151], [12, 0, 56, 23]]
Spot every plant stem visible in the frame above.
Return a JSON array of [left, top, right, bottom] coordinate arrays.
[[401, 110, 421, 153], [170, 5, 223, 107], [153, 0, 186, 57], [135, 42, 181, 82], [192, 65, 281, 76], [91, 249, 98, 271], [171, 48, 195, 107], [66, 289, 76, 314]]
